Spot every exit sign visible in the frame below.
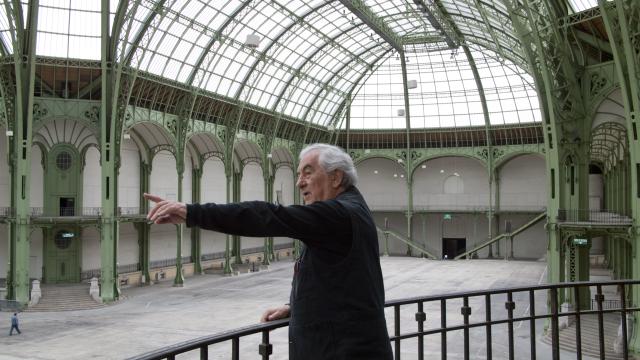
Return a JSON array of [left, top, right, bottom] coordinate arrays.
[[443, 214, 452, 220], [573, 238, 588, 246]]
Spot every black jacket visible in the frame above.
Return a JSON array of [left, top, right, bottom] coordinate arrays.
[[186, 186, 392, 360]]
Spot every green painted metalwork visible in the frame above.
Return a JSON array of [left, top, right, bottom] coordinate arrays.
[[598, 0, 640, 349], [337, 0, 403, 52], [263, 156, 274, 266], [99, 0, 122, 302], [138, 161, 152, 284], [412, 0, 459, 48], [5, 0, 38, 304], [231, 165, 243, 266], [191, 167, 203, 275], [504, 0, 588, 297]]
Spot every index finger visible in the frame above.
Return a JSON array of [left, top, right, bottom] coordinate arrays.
[[143, 193, 164, 203]]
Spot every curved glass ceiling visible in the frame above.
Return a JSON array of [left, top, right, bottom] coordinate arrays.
[[347, 45, 540, 129], [0, 0, 553, 129]]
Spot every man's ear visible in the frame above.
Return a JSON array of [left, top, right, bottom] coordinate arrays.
[[331, 170, 344, 189]]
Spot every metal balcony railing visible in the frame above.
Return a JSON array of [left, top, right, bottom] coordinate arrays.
[[29, 207, 102, 217], [0, 207, 12, 217], [128, 279, 639, 360], [118, 207, 144, 216], [557, 209, 632, 224]]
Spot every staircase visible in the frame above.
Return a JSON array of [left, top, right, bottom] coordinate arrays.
[[27, 284, 105, 312], [541, 257, 631, 359], [542, 313, 625, 359]]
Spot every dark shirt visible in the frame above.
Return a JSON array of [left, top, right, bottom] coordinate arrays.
[[186, 186, 392, 360], [187, 196, 352, 260]]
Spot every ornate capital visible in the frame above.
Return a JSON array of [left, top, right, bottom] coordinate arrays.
[[33, 102, 49, 124]]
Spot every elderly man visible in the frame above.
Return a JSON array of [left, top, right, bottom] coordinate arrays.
[[146, 143, 392, 360]]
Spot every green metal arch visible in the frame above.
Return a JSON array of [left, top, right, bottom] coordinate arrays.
[[234, 138, 265, 171], [410, 153, 487, 179], [589, 86, 625, 126], [126, 120, 178, 149], [352, 154, 401, 167], [493, 151, 545, 171], [186, 131, 225, 152]]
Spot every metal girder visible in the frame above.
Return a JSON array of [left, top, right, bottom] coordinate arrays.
[[186, 0, 257, 86], [270, 23, 370, 114], [299, 42, 382, 125], [235, 8, 361, 102], [339, 0, 404, 52], [412, 0, 459, 48], [121, 0, 170, 66], [470, 0, 510, 65], [574, 29, 613, 54], [300, 47, 392, 145], [558, 3, 613, 28], [325, 48, 394, 139]]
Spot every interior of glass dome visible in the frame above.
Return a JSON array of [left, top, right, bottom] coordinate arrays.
[[0, 0, 600, 136]]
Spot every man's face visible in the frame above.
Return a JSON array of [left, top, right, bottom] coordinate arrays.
[[296, 151, 343, 204]]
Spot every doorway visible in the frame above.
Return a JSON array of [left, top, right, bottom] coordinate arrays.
[[442, 238, 466, 259], [44, 228, 80, 283], [59, 197, 75, 216]]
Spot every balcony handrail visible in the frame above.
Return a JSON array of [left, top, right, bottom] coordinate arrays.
[[557, 209, 632, 224], [129, 279, 640, 360], [130, 319, 289, 360], [29, 207, 103, 217]]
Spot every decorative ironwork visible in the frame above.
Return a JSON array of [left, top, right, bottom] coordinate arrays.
[[32, 102, 49, 123], [83, 106, 101, 128], [589, 73, 609, 97]]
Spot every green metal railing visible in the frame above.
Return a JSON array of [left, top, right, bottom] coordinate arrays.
[[129, 279, 639, 360]]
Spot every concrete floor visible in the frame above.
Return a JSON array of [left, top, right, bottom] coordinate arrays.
[[0, 258, 602, 360]]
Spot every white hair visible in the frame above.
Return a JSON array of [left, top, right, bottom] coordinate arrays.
[[299, 143, 358, 188]]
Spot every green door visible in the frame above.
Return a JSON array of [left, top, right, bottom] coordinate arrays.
[[44, 228, 80, 283]]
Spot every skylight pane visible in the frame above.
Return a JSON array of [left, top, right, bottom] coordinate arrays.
[[568, 0, 599, 12]]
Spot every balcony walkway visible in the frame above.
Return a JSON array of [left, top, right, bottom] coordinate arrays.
[[0, 258, 589, 360]]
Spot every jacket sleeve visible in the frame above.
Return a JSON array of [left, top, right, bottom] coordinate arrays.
[[186, 200, 351, 242]]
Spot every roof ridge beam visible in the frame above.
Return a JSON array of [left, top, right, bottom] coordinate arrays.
[[339, 0, 403, 52], [412, 0, 459, 48]]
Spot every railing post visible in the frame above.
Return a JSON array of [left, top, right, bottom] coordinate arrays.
[[441, 299, 447, 360], [416, 302, 425, 360], [485, 294, 492, 360], [259, 330, 273, 360], [550, 287, 560, 360], [573, 285, 582, 360], [505, 292, 515, 360], [394, 305, 401, 360], [595, 285, 605, 360], [461, 296, 471, 360], [529, 290, 536, 360], [619, 284, 629, 359], [232, 337, 239, 360]]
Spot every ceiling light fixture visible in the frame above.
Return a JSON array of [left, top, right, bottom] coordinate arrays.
[[245, 34, 261, 48]]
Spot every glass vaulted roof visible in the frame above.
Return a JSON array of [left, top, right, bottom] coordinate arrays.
[[347, 45, 540, 129], [0, 0, 573, 129]]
